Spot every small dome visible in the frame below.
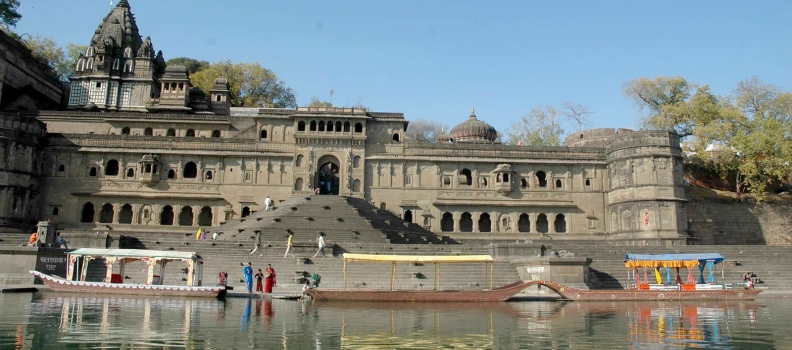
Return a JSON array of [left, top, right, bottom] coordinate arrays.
[[214, 77, 228, 85], [449, 108, 497, 143]]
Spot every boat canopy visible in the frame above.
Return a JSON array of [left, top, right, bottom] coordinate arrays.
[[343, 253, 494, 264], [624, 253, 725, 268], [68, 248, 199, 261]]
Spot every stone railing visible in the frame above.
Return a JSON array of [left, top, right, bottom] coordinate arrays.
[[366, 142, 605, 160], [36, 111, 230, 121], [47, 134, 296, 152]]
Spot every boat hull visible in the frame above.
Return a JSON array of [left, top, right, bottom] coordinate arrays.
[[306, 281, 531, 302], [30, 270, 226, 298], [537, 280, 763, 301]]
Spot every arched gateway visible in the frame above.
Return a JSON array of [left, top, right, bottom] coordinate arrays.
[[316, 155, 340, 195]]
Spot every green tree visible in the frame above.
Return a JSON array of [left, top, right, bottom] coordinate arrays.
[[308, 96, 333, 107], [166, 57, 209, 74], [404, 118, 449, 143], [190, 60, 297, 108], [505, 106, 565, 146], [23, 35, 86, 82], [0, 0, 21, 30]]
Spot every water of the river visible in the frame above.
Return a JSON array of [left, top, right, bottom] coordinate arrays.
[[0, 292, 787, 349]]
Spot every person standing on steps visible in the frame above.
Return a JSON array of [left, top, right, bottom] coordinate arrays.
[[284, 232, 295, 258], [254, 269, 264, 293], [243, 262, 254, 293], [249, 230, 262, 256], [264, 196, 273, 211], [313, 232, 327, 259], [264, 264, 276, 293]]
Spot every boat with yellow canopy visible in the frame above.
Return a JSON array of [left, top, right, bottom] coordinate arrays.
[[305, 253, 532, 302]]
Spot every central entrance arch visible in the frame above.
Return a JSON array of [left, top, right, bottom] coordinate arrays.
[[316, 155, 340, 195]]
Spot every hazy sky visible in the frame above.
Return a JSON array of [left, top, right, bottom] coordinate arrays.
[[13, 1, 792, 134]]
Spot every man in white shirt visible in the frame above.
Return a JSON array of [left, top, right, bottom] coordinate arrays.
[[264, 196, 273, 211], [312, 233, 326, 258]]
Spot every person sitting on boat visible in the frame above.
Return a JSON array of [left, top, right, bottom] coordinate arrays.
[[243, 263, 254, 293]]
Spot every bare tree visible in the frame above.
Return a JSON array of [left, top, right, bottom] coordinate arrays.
[[505, 106, 565, 146], [404, 119, 449, 143], [558, 101, 593, 132]]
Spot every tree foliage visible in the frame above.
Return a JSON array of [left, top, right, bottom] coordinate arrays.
[[166, 57, 209, 74], [23, 35, 85, 82], [0, 0, 21, 29], [308, 96, 333, 107], [505, 106, 565, 146], [629, 76, 792, 200], [404, 118, 449, 143], [190, 60, 297, 108]]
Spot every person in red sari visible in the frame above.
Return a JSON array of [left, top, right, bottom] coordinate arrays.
[[264, 264, 276, 293]]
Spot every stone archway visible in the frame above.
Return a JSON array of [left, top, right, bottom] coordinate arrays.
[[316, 155, 340, 195]]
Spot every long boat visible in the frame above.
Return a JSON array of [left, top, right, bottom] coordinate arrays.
[[531, 253, 762, 301], [305, 253, 533, 302], [30, 248, 226, 298]]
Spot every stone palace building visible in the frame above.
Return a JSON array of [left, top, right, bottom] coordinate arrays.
[[8, 1, 689, 241]]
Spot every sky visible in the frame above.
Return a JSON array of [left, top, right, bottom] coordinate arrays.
[[13, 1, 792, 134]]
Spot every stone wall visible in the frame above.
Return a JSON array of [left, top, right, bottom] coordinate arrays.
[[0, 113, 46, 232], [0, 31, 65, 110], [686, 193, 792, 245], [565, 128, 633, 148]]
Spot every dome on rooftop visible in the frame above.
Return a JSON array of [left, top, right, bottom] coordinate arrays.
[[448, 108, 497, 143], [165, 65, 188, 73]]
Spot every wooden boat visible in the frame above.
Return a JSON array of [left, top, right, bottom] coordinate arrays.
[[305, 253, 532, 302], [528, 253, 763, 301], [30, 248, 226, 298]]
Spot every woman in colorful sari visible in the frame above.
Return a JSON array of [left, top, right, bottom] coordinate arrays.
[[264, 264, 276, 293]]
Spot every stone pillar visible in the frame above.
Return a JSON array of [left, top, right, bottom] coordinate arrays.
[[550, 214, 557, 233], [112, 204, 120, 224], [37, 220, 57, 247], [530, 214, 536, 234], [472, 212, 480, 233], [453, 212, 460, 232]]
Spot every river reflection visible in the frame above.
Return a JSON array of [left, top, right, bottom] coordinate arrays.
[[0, 293, 788, 349]]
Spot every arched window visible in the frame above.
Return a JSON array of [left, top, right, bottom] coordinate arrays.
[[344, 121, 350, 132], [123, 61, 134, 73], [241, 206, 251, 218], [99, 203, 114, 223], [327, 121, 334, 132], [167, 128, 176, 137], [121, 127, 130, 135], [353, 156, 361, 168], [260, 129, 268, 139], [112, 58, 120, 70], [585, 179, 591, 187], [183, 162, 198, 178], [380, 203, 387, 211], [145, 164, 152, 173], [535, 171, 547, 187], [536, 214, 549, 233], [479, 213, 491, 233], [89, 167, 97, 177], [86, 58, 94, 70], [318, 121, 325, 132], [76, 58, 85, 71], [80, 203, 95, 223], [352, 179, 361, 192], [392, 133, 400, 142], [144, 127, 153, 136], [404, 210, 413, 223], [460, 169, 472, 186], [298, 121, 306, 131], [518, 213, 530, 232], [198, 206, 213, 226], [441, 212, 454, 232], [459, 212, 473, 232], [58, 164, 65, 172], [123, 47, 132, 58], [167, 169, 175, 179], [335, 121, 342, 132], [520, 178, 528, 189], [555, 179, 562, 188], [126, 168, 134, 178], [118, 204, 133, 224], [160, 205, 174, 225], [554, 214, 567, 233], [211, 130, 221, 137], [178, 206, 194, 226], [310, 121, 317, 131], [205, 171, 213, 180], [354, 122, 363, 133], [480, 177, 488, 187], [105, 160, 119, 176], [52, 207, 59, 216], [295, 177, 304, 191], [178, 83, 184, 91], [295, 154, 304, 167], [186, 129, 195, 137], [503, 174, 509, 182]]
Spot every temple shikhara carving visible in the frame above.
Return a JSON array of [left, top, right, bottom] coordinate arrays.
[[6, 1, 689, 242]]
